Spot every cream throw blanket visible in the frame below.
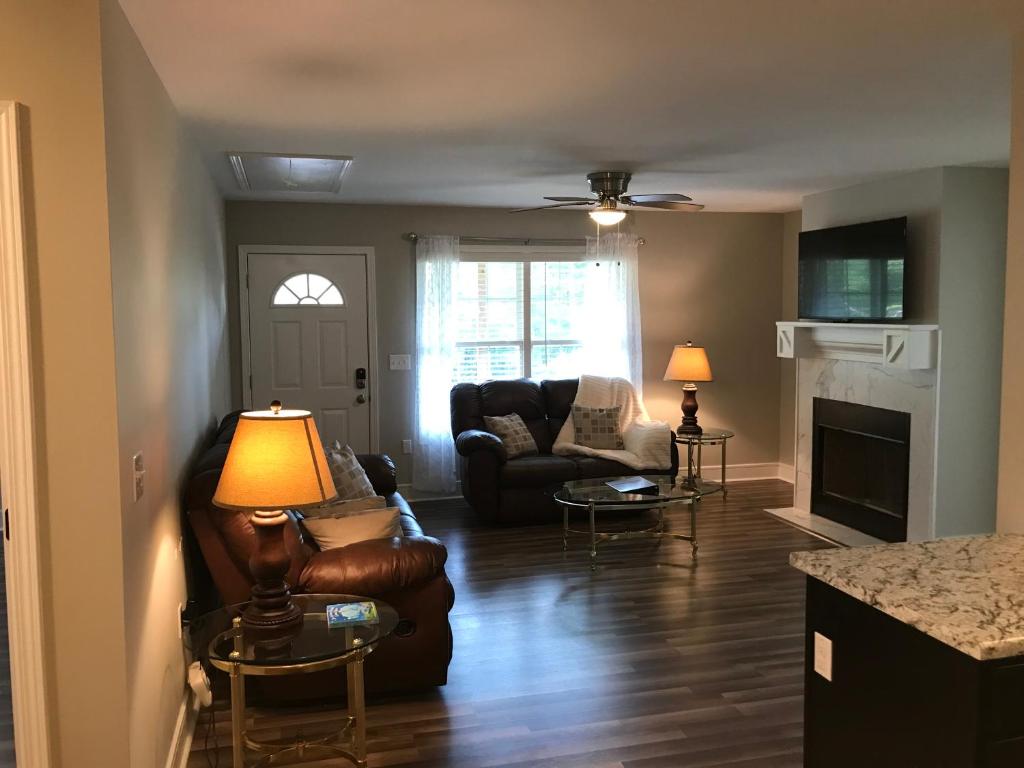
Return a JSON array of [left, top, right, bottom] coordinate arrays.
[[553, 375, 672, 470]]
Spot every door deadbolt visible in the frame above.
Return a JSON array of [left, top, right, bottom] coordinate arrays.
[[355, 367, 367, 389]]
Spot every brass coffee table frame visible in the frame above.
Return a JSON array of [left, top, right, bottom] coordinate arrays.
[[207, 616, 376, 768], [557, 494, 701, 570]]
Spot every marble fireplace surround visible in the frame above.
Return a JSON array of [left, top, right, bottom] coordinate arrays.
[[779, 322, 941, 543]]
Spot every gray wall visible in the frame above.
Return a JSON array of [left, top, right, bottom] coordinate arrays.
[[101, 1, 231, 764], [935, 167, 1008, 535], [225, 202, 785, 483]]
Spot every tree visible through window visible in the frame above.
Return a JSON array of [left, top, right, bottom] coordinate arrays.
[[272, 273, 344, 306], [454, 258, 592, 382]]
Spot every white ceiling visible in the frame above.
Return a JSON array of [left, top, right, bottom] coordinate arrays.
[[118, 0, 1020, 212]]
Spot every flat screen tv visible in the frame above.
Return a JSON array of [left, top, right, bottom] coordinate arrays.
[[798, 216, 907, 322]]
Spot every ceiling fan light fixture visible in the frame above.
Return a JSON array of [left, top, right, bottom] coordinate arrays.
[[589, 207, 627, 226]]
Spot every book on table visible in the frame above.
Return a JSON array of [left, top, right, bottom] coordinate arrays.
[[605, 477, 659, 494], [326, 601, 379, 627]]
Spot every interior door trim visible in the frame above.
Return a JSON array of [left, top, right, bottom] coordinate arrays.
[[0, 101, 54, 765], [238, 244, 380, 453]]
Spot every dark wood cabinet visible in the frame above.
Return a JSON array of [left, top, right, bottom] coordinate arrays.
[[804, 577, 1024, 767]]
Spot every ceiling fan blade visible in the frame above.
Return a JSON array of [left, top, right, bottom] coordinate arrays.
[[543, 196, 597, 202], [628, 200, 705, 212], [509, 201, 596, 213], [621, 193, 693, 204]]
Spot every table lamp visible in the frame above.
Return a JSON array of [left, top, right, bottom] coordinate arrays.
[[663, 341, 713, 435], [213, 401, 337, 631]]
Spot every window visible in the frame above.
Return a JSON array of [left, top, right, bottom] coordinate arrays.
[[454, 248, 604, 382], [272, 273, 344, 306]]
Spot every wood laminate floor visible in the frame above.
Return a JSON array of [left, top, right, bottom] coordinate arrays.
[[189, 479, 832, 768]]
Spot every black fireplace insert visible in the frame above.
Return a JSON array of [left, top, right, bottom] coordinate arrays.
[[811, 397, 910, 542]]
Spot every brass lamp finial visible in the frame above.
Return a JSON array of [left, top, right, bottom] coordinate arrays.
[[270, 400, 282, 414]]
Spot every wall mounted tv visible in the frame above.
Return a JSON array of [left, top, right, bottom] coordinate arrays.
[[798, 216, 907, 322]]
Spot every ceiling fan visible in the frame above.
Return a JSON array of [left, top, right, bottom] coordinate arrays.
[[511, 170, 704, 225]]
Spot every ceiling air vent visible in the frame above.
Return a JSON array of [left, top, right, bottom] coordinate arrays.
[[227, 152, 354, 194]]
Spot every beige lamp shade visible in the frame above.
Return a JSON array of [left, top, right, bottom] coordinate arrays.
[[663, 342, 713, 382], [213, 408, 337, 511]]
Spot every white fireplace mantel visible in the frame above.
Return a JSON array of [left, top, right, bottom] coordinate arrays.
[[776, 321, 939, 370]]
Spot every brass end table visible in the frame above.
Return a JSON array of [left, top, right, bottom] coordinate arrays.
[[199, 594, 398, 768], [554, 476, 703, 569], [674, 428, 735, 496]]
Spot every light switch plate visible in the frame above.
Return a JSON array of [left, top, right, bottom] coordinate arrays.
[[813, 631, 833, 681], [402, 439, 413, 454], [389, 354, 412, 371]]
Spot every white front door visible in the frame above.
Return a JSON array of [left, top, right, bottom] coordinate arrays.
[[242, 248, 374, 452]]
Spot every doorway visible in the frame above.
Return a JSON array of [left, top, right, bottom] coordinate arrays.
[[238, 246, 379, 453]]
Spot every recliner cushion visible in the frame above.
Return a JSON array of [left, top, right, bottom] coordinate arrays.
[[479, 379, 552, 453], [499, 455, 578, 488]]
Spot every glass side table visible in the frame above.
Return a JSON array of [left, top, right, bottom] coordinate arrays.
[[196, 594, 398, 768], [674, 428, 735, 497]]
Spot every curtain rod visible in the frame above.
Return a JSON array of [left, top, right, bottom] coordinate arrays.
[[402, 232, 646, 247]]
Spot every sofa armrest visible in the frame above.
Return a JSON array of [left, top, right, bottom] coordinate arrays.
[[455, 429, 507, 463], [355, 453, 399, 496], [299, 536, 448, 596]]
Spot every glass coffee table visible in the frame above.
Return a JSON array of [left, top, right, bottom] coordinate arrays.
[[554, 476, 704, 569], [196, 594, 398, 768]]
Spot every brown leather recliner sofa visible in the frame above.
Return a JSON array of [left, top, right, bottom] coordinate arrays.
[[451, 378, 679, 525], [184, 411, 454, 699]]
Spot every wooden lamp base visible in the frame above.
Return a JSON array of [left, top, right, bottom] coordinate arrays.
[[242, 509, 303, 632], [676, 383, 703, 435]]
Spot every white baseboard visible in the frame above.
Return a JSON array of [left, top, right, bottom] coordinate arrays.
[[683, 462, 793, 483], [164, 690, 198, 768], [399, 462, 793, 501]]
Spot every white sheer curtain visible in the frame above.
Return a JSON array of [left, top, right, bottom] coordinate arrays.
[[579, 232, 644, 394], [413, 235, 460, 492]]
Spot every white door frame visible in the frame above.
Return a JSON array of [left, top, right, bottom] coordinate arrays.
[[0, 101, 54, 765], [238, 245, 380, 452]]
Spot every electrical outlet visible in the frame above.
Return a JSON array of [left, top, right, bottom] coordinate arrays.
[[813, 631, 833, 681], [389, 354, 412, 371], [132, 452, 145, 502], [402, 439, 413, 454]]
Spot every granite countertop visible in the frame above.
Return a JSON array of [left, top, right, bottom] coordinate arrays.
[[790, 534, 1024, 661]]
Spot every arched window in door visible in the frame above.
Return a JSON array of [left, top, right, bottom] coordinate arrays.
[[272, 273, 344, 306]]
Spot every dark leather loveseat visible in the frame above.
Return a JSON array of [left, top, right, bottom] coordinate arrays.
[[451, 378, 678, 524], [184, 411, 454, 700]]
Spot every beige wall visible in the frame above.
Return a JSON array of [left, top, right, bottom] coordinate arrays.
[[777, 210, 801, 471], [998, 37, 1024, 532], [226, 203, 785, 481], [0, 1, 131, 765], [100, 2, 230, 766]]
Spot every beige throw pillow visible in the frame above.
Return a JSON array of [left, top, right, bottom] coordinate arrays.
[[324, 441, 376, 500], [572, 404, 624, 449], [483, 413, 539, 459], [301, 504, 403, 550]]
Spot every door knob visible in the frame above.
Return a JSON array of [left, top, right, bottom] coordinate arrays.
[[356, 394, 367, 404]]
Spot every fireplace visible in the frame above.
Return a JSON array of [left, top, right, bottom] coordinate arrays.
[[811, 398, 911, 542]]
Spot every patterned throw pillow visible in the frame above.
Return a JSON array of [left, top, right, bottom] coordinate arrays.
[[483, 413, 539, 459], [323, 441, 377, 500], [572, 404, 624, 449]]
